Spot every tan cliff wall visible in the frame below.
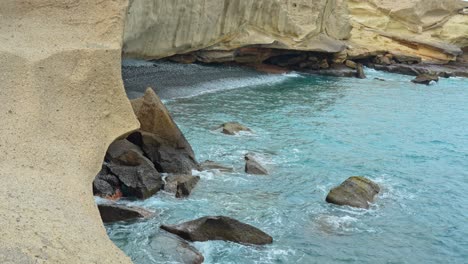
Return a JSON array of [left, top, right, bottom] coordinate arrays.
[[123, 0, 352, 59], [123, 0, 468, 63], [0, 0, 138, 263], [345, 0, 468, 62]]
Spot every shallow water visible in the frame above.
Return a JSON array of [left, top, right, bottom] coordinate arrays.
[[109, 63, 468, 264]]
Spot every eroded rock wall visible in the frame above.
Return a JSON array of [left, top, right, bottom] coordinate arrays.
[[347, 0, 468, 62], [0, 0, 138, 263], [123, 0, 352, 59]]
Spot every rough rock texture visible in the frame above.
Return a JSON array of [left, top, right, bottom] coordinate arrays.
[[149, 234, 204, 264], [161, 216, 273, 245], [220, 122, 252, 135], [326, 176, 380, 209], [123, 0, 352, 59], [411, 74, 439, 85], [98, 204, 155, 223], [347, 0, 467, 63], [131, 88, 198, 174], [164, 175, 201, 198], [0, 0, 138, 263], [245, 153, 269, 175]]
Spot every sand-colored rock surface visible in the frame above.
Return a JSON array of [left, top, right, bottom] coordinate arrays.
[[347, 0, 467, 63], [123, 0, 352, 59], [0, 0, 138, 263]]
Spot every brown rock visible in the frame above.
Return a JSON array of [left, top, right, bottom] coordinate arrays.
[[219, 122, 252, 135], [356, 63, 366, 79], [245, 153, 268, 175], [161, 216, 273, 245], [98, 204, 154, 223], [391, 52, 422, 64], [326, 176, 380, 209], [131, 88, 198, 174], [411, 74, 439, 85], [345, 60, 357, 69], [164, 175, 200, 198], [319, 59, 330, 69]]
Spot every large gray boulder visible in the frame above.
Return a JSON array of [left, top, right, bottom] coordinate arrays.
[[164, 175, 200, 198], [160, 216, 273, 245], [149, 234, 204, 264], [130, 88, 198, 174], [245, 153, 268, 175], [98, 204, 155, 223], [326, 176, 380, 209]]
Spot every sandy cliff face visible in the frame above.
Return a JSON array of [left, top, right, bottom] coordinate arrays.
[[123, 0, 467, 63], [123, 0, 352, 59], [347, 0, 468, 62], [0, 0, 138, 263]]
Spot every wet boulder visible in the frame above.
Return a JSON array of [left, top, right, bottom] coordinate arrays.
[[161, 216, 273, 245], [98, 204, 154, 223], [149, 234, 204, 264], [130, 88, 198, 174], [93, 164, 122, 199], [245, 153, 268, 175], [411, 74, 439, 85], [326, 176, 380, 209], [219, 122, 251, 135], [164, 175, 200, 198], [356, 63, 366, 79]]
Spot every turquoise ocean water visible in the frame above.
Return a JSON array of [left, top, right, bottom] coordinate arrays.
[[108, 64, 468, 264]]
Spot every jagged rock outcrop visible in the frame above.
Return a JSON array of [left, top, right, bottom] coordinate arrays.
[[0, 0, 138, 263], [123, 0, 352, 59]]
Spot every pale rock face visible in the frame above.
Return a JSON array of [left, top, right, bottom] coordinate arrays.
[[123, 0, 352, 59], [347, 0, 468, 62], [0, 0, 138, 263]]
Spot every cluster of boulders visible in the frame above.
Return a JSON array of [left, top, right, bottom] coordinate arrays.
[[93, 88, 200, 203]]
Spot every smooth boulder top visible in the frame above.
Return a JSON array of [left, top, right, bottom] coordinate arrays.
[[245, 153, 269, 175], [326, 176, 380, 209], [161, 216, 273, 245], [220, 122, 252, 135], [98, 204, 155, 223], [149, 234, 204, 264]]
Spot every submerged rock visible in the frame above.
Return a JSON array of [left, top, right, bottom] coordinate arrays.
[[149, 234, 204, 264], [199, 160, 234, 173], [161, 216, 273, 245], [219, 122, 251, 135], [164, 175, 200, 198], [98, 204, 154, 223], [245, 153, 268, 175], [326, 176, 380, 209], [130, 88, 198, 174], [411, 74, 439, 85]]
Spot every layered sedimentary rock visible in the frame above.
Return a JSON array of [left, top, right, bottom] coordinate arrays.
[[347, 0, 468, 63], [123, 0, 352, 59], [0, 0, 138, 263], [123, 0, 467, 64]]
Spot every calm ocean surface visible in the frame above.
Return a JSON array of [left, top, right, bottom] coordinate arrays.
[[108, 62, 468, 264]]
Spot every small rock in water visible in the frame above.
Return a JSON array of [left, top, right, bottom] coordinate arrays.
[[411, 74, 439, 85], [245, 153, 268, 175], [356, 63, 366, 79], [164, 175, 200, 198], [98, 204, 154, 223], [219, 122, 251, 135], [326, 176, 380, 209], [199, 160, 234, 172], [149, 233, 204, 264], [160, 216, 273, 245]]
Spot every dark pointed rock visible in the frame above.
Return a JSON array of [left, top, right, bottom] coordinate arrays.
[[245, 153, 268, 175], [164, 175, 200, 198], [98, 204, 154, 223], [161, 216, 273, 245]]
